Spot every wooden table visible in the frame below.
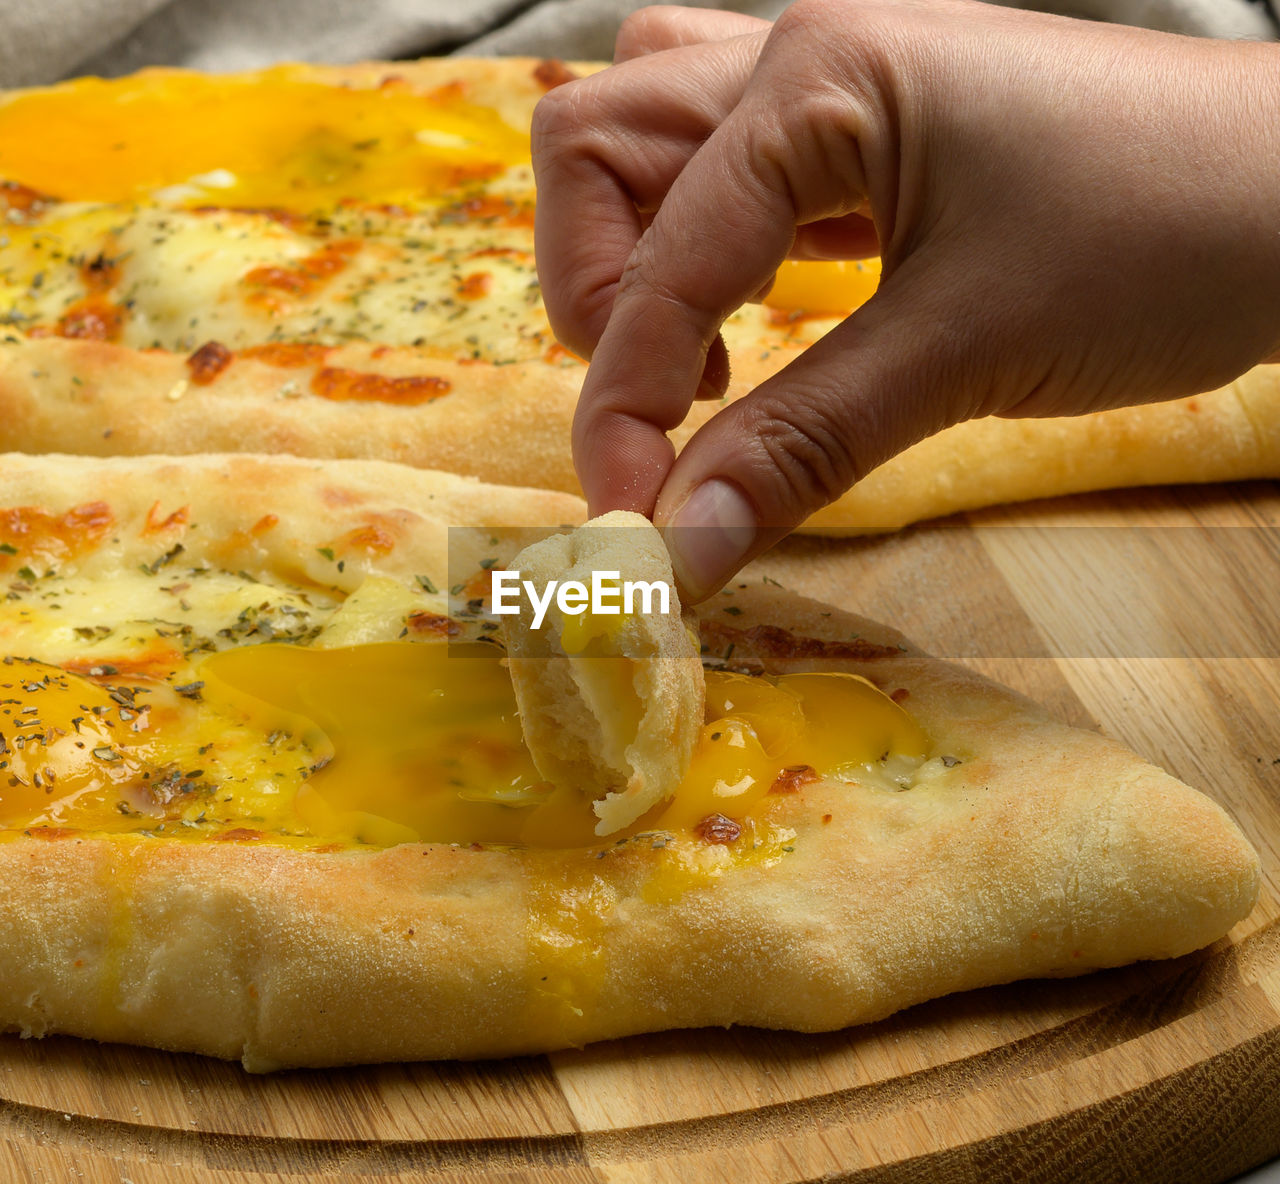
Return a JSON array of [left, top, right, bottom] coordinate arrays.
[[2, 480, 1278, 1183]]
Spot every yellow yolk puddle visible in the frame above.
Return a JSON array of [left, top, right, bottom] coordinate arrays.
[[559, 603, 629, 656], [0, 656, 318, 836], [654, 669, 925, 832], [200, 640, 600, 848], [201, 643, 928, 848], [0, 659, 148, 827], [765, 258, 881, 315], [0, 67, 528, 210], [0, 642, 927, 849]]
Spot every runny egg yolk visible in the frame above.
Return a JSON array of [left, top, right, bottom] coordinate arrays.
[[200, 641, 589, 848], [0, 657, 317, 835], [0, 643, 927, 848], [654, 670, 926, 833], [201, 644, 928, 847], [0, 66, 528, 210], [559, 598, 630, 655], [0, 659, 150, 826], [764, 258, 882, 315]]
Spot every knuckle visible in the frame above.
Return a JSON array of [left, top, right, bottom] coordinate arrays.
[[763, 0, 895, 104], [768, 0, 848, 52], [529, 84, 576, 148], [733, 17, 887, 224], [619, 233, 723, 326], [619, 235, 682, 305], [740, 387, 862, 515], [530, 80, 598, 157]]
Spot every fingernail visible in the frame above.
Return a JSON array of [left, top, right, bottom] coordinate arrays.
[[664, 479, 757, 603]]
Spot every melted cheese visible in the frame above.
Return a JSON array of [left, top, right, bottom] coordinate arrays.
[[0, 65, 854, 363], [0, 68, 543, 356], [0, 200, 547, 356], [0, 569, 930, 850]]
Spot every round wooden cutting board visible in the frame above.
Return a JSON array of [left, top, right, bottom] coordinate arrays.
[[2, 481, 1278, 1184]]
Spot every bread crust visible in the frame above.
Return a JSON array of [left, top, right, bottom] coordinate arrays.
[[4, 341, 1278, 535], [800, 366, 1280, 532], [4, 58, 1273, 533], [0, 454, 1259, 1070]]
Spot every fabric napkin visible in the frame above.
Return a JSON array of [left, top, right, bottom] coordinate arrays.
[[0, 0, 1273, 89]]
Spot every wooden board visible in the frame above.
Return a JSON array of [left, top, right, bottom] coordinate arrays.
[[2, 479, 1279, 1184]]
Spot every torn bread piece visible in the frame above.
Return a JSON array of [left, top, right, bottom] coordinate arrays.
[[500, 511, 705, 834]]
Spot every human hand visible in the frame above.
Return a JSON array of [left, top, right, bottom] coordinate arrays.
[[532, 0, 1280, 601]]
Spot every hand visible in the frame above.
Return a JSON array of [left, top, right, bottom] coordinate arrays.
[[532, 0, 1280, 601]]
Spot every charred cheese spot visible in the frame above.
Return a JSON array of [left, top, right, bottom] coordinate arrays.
[[238, 343, 331, 368], [142, 502, 191, 534], [309, 367, 451, 406], [532, 60, 579, 91], [0, 502, 114, 569], [242, 239, 362, 311], [52, 298, 124, 341], [185, 340, 234, 384]]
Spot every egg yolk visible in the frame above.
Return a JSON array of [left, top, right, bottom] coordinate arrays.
[[0, 642, 927, 849], [764, 258, 881, 315], [0, 658, 149, 826], [0, 66, 528, 211]]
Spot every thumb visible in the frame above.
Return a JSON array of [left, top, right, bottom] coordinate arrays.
[[656, 277, 975, 602]]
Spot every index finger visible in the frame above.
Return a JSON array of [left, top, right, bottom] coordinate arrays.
[[571, 53, 874, 515]]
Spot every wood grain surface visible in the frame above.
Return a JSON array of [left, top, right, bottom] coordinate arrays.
[[2, 480, 1278, 1184]]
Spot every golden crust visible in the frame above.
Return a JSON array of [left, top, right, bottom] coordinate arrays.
[[8, 343, 1276, 535], [801, 366, 1280, 532], [6, 346, 1279, 530], [0, 337, 589, 493], [0, 454, 1260, 1070], [0, 450, 586, 587]]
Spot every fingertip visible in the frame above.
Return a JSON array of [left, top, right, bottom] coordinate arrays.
[[574, 394, 678, 520]]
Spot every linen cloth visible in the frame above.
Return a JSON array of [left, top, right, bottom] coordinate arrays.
[[0, 0, 1273, 89]]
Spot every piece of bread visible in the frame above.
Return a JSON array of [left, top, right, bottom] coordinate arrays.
[[499, 511, 704, 834]]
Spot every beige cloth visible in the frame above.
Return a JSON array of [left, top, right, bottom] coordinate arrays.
[[0, 0, 787, 85], [0, 0, 1272, 88]]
